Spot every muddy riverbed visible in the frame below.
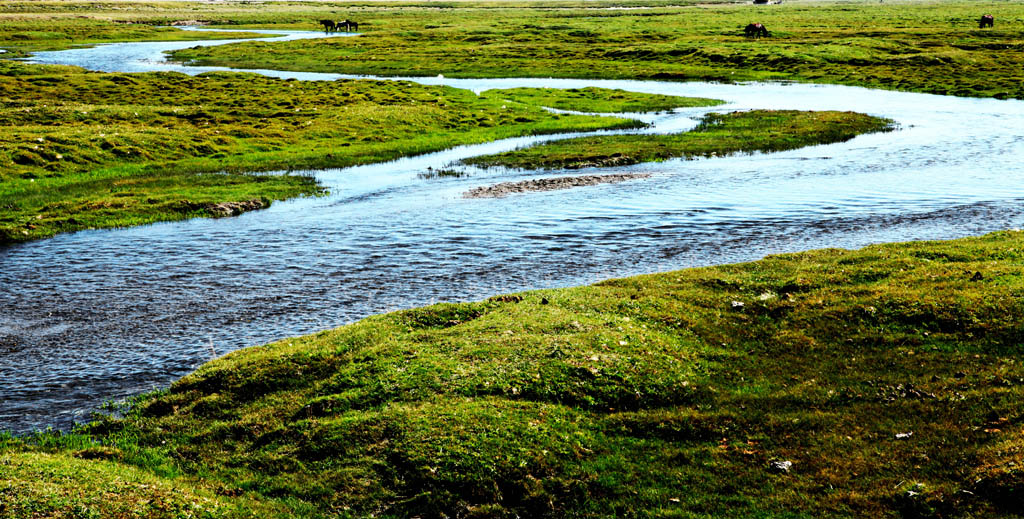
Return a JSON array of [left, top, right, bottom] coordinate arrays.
[[464, 173, 652, 198]]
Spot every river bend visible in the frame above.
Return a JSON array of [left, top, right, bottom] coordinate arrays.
[[2, 29, 1023, 433]]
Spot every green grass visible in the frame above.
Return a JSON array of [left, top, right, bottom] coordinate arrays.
[[0, 450, 292, 519], [0, 10, 269, 58], [154, 0, 1024, 100], [464, 109, 895, 170], [4, 230, 1024, 518], [0, 62, 652, 243], [479, 87, 724, 113]]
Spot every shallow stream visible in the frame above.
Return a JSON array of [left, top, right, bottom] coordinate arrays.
[[3, 29, 1023, 433]]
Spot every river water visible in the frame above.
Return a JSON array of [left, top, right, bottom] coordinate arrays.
[[3, 29, 1023, 433]]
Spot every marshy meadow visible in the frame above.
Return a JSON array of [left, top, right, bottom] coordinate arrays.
[[1, 1, 1024, 518]]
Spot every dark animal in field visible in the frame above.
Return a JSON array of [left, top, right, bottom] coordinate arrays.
[[744, 23, 769, 38], [337, 19, 359, 32], [979, 14, 994, 28], [319, 19, 336, 33], [753, 0, 769, 4]]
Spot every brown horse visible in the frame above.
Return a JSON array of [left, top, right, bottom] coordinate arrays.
[[744, 23, 769, 38], [979, 14, 994, 28], [337, 19, 359, 32], [319, 19, 336, 33]]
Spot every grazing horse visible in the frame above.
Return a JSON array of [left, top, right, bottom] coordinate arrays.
[[979, 14, 994, 28], [744, 23, 769, 38], [319, 19, 336, 33]]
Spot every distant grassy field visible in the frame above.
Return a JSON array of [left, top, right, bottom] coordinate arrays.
[[0, 63, 658, 243], [0, 7, 266, 58], [464, 109, 895, 170], [5, 1, 1020, 99], [4, 230, 1024, 518], [150, 0, 1024, 99]]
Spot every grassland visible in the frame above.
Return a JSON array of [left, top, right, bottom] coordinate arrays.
[[0, 0, 1015, 242], [479, 87, 724, 113], [4, 229, 1024, 518], [464, 109, 895, 170], [0, 7, 268, 59], [151, 0, 1024, 100], [0, 63, 661, 243], [2, 3, 1022, 519]]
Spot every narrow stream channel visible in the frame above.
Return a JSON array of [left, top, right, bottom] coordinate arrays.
[[3, 29, 1023, 433]]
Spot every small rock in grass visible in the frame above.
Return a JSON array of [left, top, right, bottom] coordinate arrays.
[[768, 460, 792, 474], [895, 432, 913, 440]]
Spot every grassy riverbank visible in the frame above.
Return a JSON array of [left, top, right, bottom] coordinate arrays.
[[480, 87, 724, 113], [155, 0, 1024, 100], [0, 11, 267, 59], [464, 110, 895, 170], [4, 230, 1024, 518], [0, 64, 657, 243]]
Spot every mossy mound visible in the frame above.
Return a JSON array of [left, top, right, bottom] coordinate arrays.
[[5, 230, 1024, 518]]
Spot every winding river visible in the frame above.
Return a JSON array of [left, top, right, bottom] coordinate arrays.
[[3, 29, 1023, 434]]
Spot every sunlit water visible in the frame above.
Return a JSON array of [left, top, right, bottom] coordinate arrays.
[[3, 29, 1023, 433]]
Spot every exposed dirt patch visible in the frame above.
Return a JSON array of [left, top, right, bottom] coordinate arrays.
[[204, 198, 265, 217], [463, 173, 650, 198]]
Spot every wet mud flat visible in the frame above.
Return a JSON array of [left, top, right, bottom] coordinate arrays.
[[463, 173, 651, 198]]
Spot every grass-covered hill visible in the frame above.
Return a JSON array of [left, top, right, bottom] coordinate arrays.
[[3, 230, 1024, 518]]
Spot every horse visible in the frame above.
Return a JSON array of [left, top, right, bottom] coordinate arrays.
[[744, 23, 769, 38], [319, 19, 336, 33], [979, 14, 994, 28], [337, 19, 359, 32]]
